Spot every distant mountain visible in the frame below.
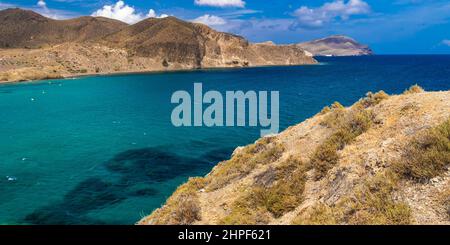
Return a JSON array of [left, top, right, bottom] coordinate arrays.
[[297, 35, 374, 56], [0, 8, 317, 82], [0, 8, 127, 48]]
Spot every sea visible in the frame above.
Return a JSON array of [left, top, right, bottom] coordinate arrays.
[[0, 55, 449, 224]]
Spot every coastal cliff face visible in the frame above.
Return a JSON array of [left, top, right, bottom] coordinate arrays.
[[297, 35, 373, 56], [0, 9, 316, 83], [139, 87, 450, 225]]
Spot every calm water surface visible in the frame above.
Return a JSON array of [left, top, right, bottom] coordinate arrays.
[[0, 55, 449, 224]]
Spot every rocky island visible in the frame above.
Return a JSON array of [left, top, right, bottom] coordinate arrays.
[[0, 8, 317, 83], [139, 86, 449, 225], [297, 35, 374, 56]]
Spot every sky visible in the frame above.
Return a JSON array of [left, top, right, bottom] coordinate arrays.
[[1, 0, 450, 54]]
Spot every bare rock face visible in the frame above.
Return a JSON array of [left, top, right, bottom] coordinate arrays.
[[0, 9, 317, 82], [103, 18, 317, 69], [297, 35, 373, 56]]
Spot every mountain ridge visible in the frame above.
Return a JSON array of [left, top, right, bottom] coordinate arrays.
[[0, 8, 316, 82], [0, 8, 128, 48]]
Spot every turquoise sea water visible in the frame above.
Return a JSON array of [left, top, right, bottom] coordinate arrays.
[[0, 55, 449, 224]]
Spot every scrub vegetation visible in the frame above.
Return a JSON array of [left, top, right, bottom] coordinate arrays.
[[206, 137, 285, 191], [312, 92, 385, 180], [393, 119, 450, 182], [220, 157, 307, 224], [293, 173, 412, 225]]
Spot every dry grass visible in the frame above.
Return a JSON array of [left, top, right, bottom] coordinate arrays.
[[357, 90, 389, 108], [206, 137, 285, 191], [320, 102, 346, 128], [393, 119, 450, 182], [144, 177, 207, 224], [319, 101, 344, 116], [293, 173, 411, 225], [403, 84, 425, 94], [218, 203, 270, 225], [220, 157, 306, 224], [292, 204, 340, 225], [343, 173, 411, 225], [313, 108, 374, 180]]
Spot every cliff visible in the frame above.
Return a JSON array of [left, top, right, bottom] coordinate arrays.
[[139, 86, 450, 225], [0, 9, 317, 83], [297, 35, 373, 56]]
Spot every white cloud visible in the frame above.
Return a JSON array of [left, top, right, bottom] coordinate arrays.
[[442, 40, 450, 46], [194, 0, 245, 8], [193, 14, 227, 26], [293, 0, 370, 28], [37, 0, 46, 8], [146, 9, 168, 19], [35, 0, 73, 19], [91, 1, 167, 24]]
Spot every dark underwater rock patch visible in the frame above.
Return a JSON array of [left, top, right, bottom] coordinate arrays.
[[105, 147, 208, 183], [23, 146, 213, 224], [24, 177, 123, 225]]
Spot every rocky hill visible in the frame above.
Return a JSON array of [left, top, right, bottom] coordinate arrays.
[[139, 86, 450, 225], [0, 8, 128, 48], [297, 35, 373, 56], [0, 8, 316, 83]]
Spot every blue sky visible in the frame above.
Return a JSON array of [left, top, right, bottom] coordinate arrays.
[[1, 0, 450, 54]]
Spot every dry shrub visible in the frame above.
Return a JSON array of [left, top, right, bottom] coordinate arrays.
[[312, 108, 374, 180], [393, 119, 450, 182], [343, 173, 411, 224], [319, 101, 344, 116], [357, 90, 389, 108], [320, 102, 346, 128], [146, 177, 206, 224], [171, 192, 201, 225], [219, 203, 270, 225], [206, 138, 285, 191], [292, 204, 340, 225], [251, 157, 306, 217], [403, 84, 425, 94], [293, 173, 411, 225], [220, 157, 306, 224]]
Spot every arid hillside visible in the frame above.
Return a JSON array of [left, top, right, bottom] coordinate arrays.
[[140, 86, 450, 225], [297, 35, 373, 56], [0, 8, 317, 83], [0, 8, 128, 48]]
